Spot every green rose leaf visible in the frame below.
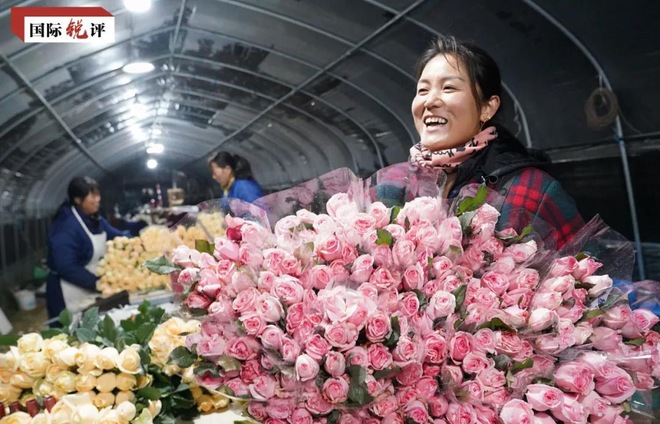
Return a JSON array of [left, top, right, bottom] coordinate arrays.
[[144, 256, 180, 275], [376, 229, 394, 247], [456, 184, 488, 216]]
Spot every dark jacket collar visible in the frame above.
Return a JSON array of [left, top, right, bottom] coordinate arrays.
[[454, 125, 548, 188]]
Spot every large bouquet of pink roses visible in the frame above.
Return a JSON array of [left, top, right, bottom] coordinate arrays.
[[153, 164, 659, 424]]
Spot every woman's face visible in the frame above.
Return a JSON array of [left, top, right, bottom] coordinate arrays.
[[210, 162, 233, 187], [411, 53, 498, 152], [76, 191, 101, 215]]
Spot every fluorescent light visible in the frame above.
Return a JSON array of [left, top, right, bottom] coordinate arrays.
[[130, 103, 149, 118], [146, 143, 164, 154], [146, 159, 158, 169], [122, 62, 154, 74], [124, 0, 151, 12], [150, 128, 162, 136]]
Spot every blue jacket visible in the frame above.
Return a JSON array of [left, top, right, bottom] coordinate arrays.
[[225, 179, 263, 203], [46, 205, 125, 319]]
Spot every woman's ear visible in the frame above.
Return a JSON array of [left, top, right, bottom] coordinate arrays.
[[480, 95, 501, 122], [72, 197, 82, 206]]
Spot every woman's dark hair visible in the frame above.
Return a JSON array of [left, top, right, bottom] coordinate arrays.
[[415, 35, 503, 122], [68, 176, 100, 204], [208, 151, 255, 180]]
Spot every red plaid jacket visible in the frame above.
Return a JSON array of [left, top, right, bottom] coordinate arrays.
[[451, 127, 584, 249]]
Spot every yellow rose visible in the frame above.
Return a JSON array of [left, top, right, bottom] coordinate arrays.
[[0, 369, 15, 384], [96, 373, 117, 393], [44, 365, 63, 383], [76, 343, 101, 373], [96, 408, 122, 424], [17, 334, 44, 354], [147, 400, 162, 417], [31, 379, 54, 397], [114, 391, 135, 405], [95, 348, 119, 371], [117, 347, 141, 374], [196, 394, 215, 413], [183, 320, 201, 334], [160, 317, 185, 336], [54, 347, 78, 368], [115, 373, 136, 392], [1, 347, 21, 371], [162, 364, 181, 377], [18, 353, 49, 378], [147, 335, 173, 368], [29, 412, 52, 424], [75, 374, 96, 392], [50, 402, 73, 423], [10, 372, 35, 389], [53, 371, 77, 393], [71, 404, 99, 424], [0, 411, 31, 424], [115, 401, 137, 422], [135, 374, 152, 390], [189, 385, 202, 400], [92, 392, 115, 409], [42, 338, 68, 361], [0, 383, 22, 403], [212, 394, 229, 409]]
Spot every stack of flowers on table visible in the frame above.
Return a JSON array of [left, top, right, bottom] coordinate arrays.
[[152, 164, 660, 424], [0, 303, 226, 423]]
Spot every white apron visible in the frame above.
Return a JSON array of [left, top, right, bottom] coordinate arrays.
[[60, 207, 106, 312]]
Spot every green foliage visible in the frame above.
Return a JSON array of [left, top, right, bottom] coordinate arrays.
[[376, 228, 394, 247], [347, 365, 374, 406], [144, 256, 180, 274], [384, 316, 400, 348], [195, 240, 215, 255], [455, 185, 488, 216]]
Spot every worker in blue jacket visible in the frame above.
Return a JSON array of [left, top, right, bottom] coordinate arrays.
[[46, 176, 127, 320], [209, 151, 263, 203]]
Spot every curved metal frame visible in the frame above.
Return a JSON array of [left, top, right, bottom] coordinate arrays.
[[523, 0, 645, 279]]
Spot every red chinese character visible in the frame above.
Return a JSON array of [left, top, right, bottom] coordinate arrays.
[[66, 18, 88, 39]]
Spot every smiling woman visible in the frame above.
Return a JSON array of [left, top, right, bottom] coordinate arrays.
[[408, 35, 584, 250]]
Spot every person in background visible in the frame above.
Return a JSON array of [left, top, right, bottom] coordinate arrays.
[[409, 35, 584, 248], [46, 176, 127, 320], [209, 151, 263, 203]]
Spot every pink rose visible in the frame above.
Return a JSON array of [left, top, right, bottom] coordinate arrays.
[[489, 255, 516, 275], [483, 388, 511, 409], [324, 322, 359, 351], [415, 377, 439, 399], [584, 274, 612, 298], [602, 305, 632, 329], [464, 303, 489, 327], [462, 380, 485, 401], [471, 204, 500, 240], [266, 398, 294, 420], [291, 408, 313, 424], [231, 287, 258, 313], [357, 282, 379, 300], [367, 343, 393, 370], [550, 394, 588, 424], [176, 267, 199, 288], [238, 243, 263, 269], [428, 395, 449, 417], [196, 333, 226, 357], [432, 256, 454, 281], [409, 222, 441, 251], [424, 333, 448, 364], [477, 367, 506, 389], [256, 293, 284, 322], [473, 329, 496, 354], [495, 332, 523, 357], [306, 391, 334, 415], [240, 313, 266, 336], [317, 236, 342, 262], [512, 268, 540, 290], [473, 406, 498, 424], [405, 400, 430, 424], [295, 354, 320, 382], [594, 369, 636, 404], [621, 309, 659, 339], [441, 364, 463, 386], [185, 292, 211, 310], [368, 202, 391, 228], [247, 402, 268, 421], [503, 240, 537, 263], [446, 403, 477, 424], [396, 363, 423, 386], [589, 327, 622, 352], [393, 336, 422, 367], [365, 311, 392, 343], [548, 256, 578, 277], [396, 386, 420, 407], [310, 265, 334, 289], [392, 239, 416, 269], [589, 405, 625, 424], [196, 269, 222, 298], [426, 291, 457, 320], [213, 238, 240, 261], [324, 351, 346, 377], [280, 336, 301, 363], [351, 213, 377, 237], [499, 399, 534, 424], [329, 259, 350, 283], [371, 244, 394, 268], [371, 395, 398, 417], [399, 292, 420, 317], [383, 414, 404, 424], [527, 308, 558, 332], [271, 276, 304, 305], [226, 336, 258, 361], [402, 263, 425, 291], [322, 377, 349, 403], [239, 359, 262, 383], [480, 271, 509, 296], [285, 302, 305, 334], [207, 298, 235, 322], [171, 245, 201, 267], [449, 332, 474, 362], [530, 413, 555, 424], [345, 346, 369, 367], [581, 391, 611, 417], [370, 267, 398, 289], [554, 363, 595, 395], [573, 256, 602, 280], [305, 335, 330, 361], [462, 351, 492, 374], [223, 377, 249, 396], [249, 374, 277, 400], [397, 196, 444, 226], [240, 221, 269, 247], [524, 384, 563, 411]]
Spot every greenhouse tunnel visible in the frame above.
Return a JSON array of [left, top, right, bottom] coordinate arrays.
[[1, 0, 660, 323]]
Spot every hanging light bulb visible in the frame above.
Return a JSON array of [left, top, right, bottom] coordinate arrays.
[[146, 143, 164, 154], [146, 158, 158, 169], [124, 0, 151, 13], [122, 62, 154, 74]]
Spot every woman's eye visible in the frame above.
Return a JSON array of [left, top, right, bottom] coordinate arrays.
[[444, 86, 456, 91], [417, 88, 428, 94]]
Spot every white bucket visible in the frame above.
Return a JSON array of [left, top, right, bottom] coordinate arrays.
[[14, 290, 37, 311]]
